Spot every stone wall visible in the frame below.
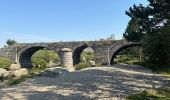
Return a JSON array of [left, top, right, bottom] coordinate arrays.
[[0, 47, 17, 62], [94, 45, 110, 65]]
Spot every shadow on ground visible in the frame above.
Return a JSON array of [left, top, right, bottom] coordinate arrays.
[[0, 64, 169, 100]]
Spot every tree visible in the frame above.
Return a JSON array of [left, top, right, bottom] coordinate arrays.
[[142, 22, 170, 66], [124, 0, 170, 67], [123, 19, 143, 42], [148, 0, 170, 19], [6, 39, 17, 46], [123, 4, 153, 42]]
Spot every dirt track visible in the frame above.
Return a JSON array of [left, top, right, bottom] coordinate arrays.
[[0, 64, 169, 100]]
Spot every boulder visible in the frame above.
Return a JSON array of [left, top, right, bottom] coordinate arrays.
[[9, 64, 21, 70], [90, 60, 95, 66], [46, 61, 57, 68], [0, 68, 9, 77], [13, 68, 28, 77], [40, 67, 69, 77]]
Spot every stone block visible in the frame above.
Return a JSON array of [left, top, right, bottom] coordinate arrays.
[[0, 68, 10, 77], [9, 64, 21, 70], [13, 68, 28, 77]]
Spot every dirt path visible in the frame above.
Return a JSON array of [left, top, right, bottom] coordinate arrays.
[[0, 64, 169, 100]]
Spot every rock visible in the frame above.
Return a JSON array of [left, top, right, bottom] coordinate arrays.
[[82, 56, 86, 63], [60, 48, 72, 52], [13, 68, 28, 77], [9, 64, 21, 70], [90, 60, 95, 66], [40, 67, 69, 77], [46, 61, 57, 68], [0, 68, 9, 77]]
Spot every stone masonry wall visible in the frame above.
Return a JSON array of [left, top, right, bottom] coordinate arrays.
[[60, 48, 74, 71], [0, 47, 17, 62]]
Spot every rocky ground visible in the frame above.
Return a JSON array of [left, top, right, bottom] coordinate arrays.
[[0, 64, 170, 100]]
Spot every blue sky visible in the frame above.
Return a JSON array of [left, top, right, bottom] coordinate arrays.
[[0, 0, 148, 47]]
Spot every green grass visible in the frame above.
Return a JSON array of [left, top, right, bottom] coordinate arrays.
[[7, 75, 28, 85], [115, 55, 142, 65], [135, 61, 170, 75], [0, 57, 13, 69], [75, 62, 93, 70], [126, 89, 170, 100], [115, 55, 170, 75]]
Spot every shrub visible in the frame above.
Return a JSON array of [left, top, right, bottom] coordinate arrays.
[[31, 50, 60, 68], [80, 51, 95, 62], [75, 62, 92, 70], [0, 57, 13, 69]]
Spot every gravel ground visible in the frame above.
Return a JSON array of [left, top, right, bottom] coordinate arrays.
[[0, 64, 169, 100]]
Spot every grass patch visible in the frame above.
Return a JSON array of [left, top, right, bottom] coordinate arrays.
[[126, 89, 170, 100], [75, 62, 94, 70], [7, 75, 28, 85], [115, 55, 141, 65], [135, 61, 170, 75], [115, 55, 170, 75]]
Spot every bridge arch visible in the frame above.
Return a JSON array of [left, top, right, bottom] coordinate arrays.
[[19, 46, 46, 67], [110, 42, 140, 65], [73, 44, 94, 65]]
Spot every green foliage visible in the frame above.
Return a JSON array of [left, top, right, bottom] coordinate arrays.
[[115, 47, 142, 65], [148, 0, 170, 19], [142, 23, 170, 66], [123, 19, 143, 42], [115, 55, 141, 65], [124, 0, 170, 68], [0, 57, 13, 69], [6, 39, 17, 46], [136, 61, 170, 74], [124, 4, 152, 42], [118, 47, 141, 57], [75, 62, 92, 70], [7, 75, 27, 85], [126, 89, 170, 100], [80, 51, 95, 62], [31, 50, 60, 67]]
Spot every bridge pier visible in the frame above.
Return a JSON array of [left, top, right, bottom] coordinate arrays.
[[60, 48, 74, 71], [94, 45, 110, 65]]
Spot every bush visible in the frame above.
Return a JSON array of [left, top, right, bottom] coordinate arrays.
[[0, 57, 13, 69], [75, 63, 92, 70], [31, 50, 60, 68], [80, 51, 95, 62]]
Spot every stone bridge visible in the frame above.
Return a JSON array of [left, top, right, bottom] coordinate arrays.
[[0, 40, 139, 68]]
